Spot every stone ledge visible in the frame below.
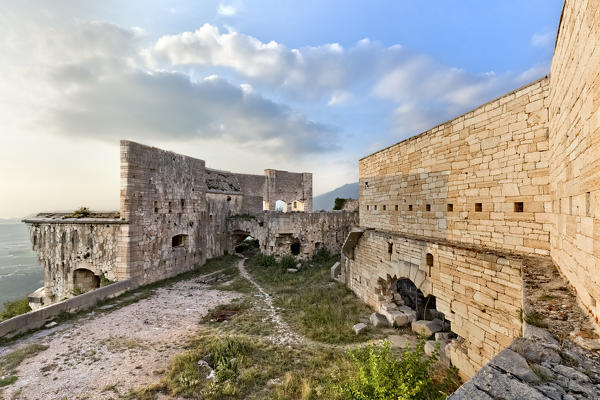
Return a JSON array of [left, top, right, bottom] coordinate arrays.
[[0, 280, 132, 338]]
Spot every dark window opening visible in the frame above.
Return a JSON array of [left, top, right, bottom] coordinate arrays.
[[172, 234, 188, 248], [181, 199, 185, 209], [290, 242, 301, 255], [227, 196, 232, 202], [475, 203, 482, 212], [514, 202, 524, 213], [408, 205, 413, 211], [154, 201, 158, 213], [168, 201, 172, 213], [426, 204, 431, 212], [426, 253, 433, 267], [395, 205, 399, 211], [447, 203, 453, 212], [383, 205, 387, 211], [586, 192, 591, 217], [374, 205, 378, 211], [367, 205, 370, 211]]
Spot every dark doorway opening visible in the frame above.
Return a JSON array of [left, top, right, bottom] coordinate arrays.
[[290, 242, 301, 255]]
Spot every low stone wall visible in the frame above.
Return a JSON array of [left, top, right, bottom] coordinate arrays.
[[227, 211, 359, 259], [0, 280, 131, 338]]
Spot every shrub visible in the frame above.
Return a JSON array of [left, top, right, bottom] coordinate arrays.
[[312, 247, 333, 263], [255, 254, 277, 268], [279, 254, 297, 269], [339, 337, 447, 400], [333, 198, 347, 210], [72, 207, 91, 218], [0, 298, 31, 322]]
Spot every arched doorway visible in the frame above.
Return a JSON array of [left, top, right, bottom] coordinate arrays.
[[73, 268, 100, 293], [275, 200, 287, 212], [396, 278, 439, 321]]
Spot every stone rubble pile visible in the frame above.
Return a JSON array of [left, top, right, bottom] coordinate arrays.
[[448, 323, 600, 400]]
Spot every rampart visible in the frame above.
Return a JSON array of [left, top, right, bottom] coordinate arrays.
[[548, 0, 600, 325]]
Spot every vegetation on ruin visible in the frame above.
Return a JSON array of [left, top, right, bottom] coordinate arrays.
[[247, 248, 381, 344], [523, 310, 548, 328], [333, 197, 347, 210], [0, 298, 31, 322], [59, 207, 121, 219], [100, 273, 115, 287], [339, 338, 457, 400]]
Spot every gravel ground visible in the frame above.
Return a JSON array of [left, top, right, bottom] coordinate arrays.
[[0, 277, 241, 400]]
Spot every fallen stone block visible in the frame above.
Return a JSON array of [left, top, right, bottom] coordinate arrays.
[[353, 322, 368, 335], [330, 261, 341, 280], [490, 348, 540, 384], [382, 310, 412, 327], [287, 268, 298, 273], [411, 319, 443, 337], [370, 312, 390, 327]]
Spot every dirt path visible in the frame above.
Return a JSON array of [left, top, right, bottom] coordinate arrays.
[[236, 257, 303, 345], [0, 275, 241, 400]]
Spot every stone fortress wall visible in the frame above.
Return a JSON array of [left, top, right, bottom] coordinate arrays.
[[345, 0, 600, 379], [548, 0, 600, 325], [24, 141, 353, 307]]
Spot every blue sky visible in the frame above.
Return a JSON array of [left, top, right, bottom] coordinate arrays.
[[0, 0, 563, 217]]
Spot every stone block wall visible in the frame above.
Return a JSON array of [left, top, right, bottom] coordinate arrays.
[[549, 0, 600, 324], [345, 230, 523, 378], [24, 217, 125, 302], [359, 78, 551, 256], [206, 192, 244, 258], [264, 169, 313, 212], [119, 141, 207, 285], [227, 211, 359, 259]]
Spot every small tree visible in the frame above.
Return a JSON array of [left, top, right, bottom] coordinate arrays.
[[339, 337, 446, 400], [333, 198, 347, 210]]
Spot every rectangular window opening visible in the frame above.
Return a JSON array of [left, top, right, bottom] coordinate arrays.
[[475, 203, 482, 212], [514, 202, 524, 213], [383, 205, 387, 211], [395, 205, 399, 211], [374, 205, 378, 211], [586, 192, 591, 217], [447, 203, 453, 212], [171, 234, 188, 248], [408, 204, 413, 211], [426, 204, 431, 212]]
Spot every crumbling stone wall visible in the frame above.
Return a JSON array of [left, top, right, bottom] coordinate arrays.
[[344, 230, 523, 378], [206, 192, 244, 258], [24, 216, 124, 303], [227, 211, 358, 259], [548, 0, 600, 325], [359, 78, 551, 256], [264, 169, 313, 212], [119, 141, 208, 285]]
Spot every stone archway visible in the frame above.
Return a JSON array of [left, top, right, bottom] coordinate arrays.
[[73, 268, 100, 293]]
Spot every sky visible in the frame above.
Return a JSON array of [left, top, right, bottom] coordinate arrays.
[[0, 0, 563, 218]]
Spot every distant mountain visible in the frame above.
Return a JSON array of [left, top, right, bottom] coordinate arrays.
[[313, 182, 359, 211]]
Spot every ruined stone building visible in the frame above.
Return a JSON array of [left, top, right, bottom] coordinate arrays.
[[342, 0, 600, 379], [24, 141, 357, 306]]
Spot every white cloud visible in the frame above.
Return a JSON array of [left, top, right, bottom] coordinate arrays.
[[217, 3, 237, 16], [531, 31, 553, 47], [328, 91, 352, 106]]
